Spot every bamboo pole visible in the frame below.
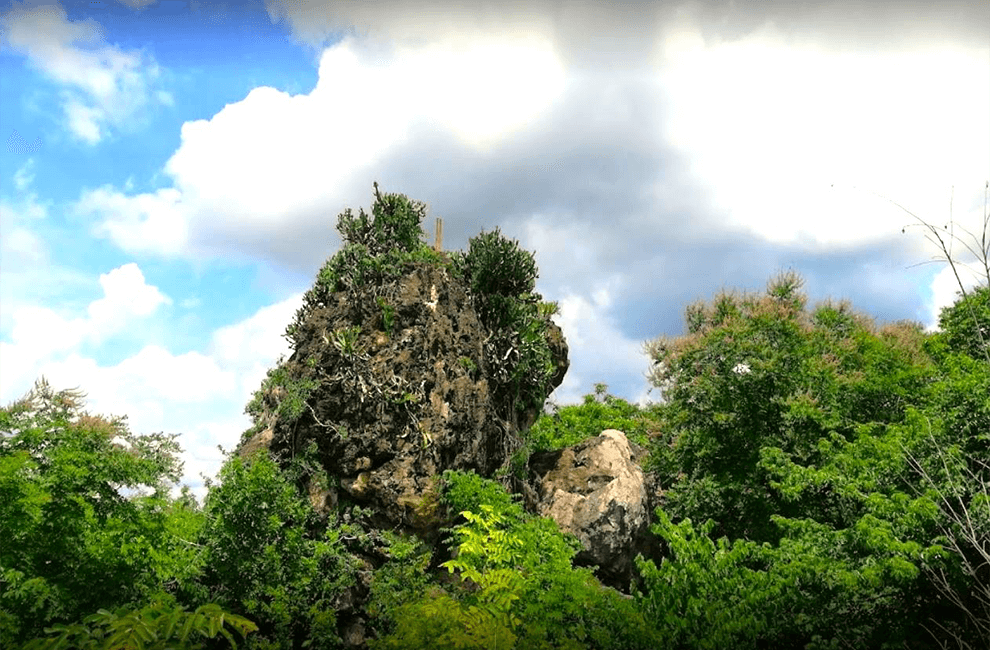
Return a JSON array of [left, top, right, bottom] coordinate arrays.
[[434, 217, 443, 252]]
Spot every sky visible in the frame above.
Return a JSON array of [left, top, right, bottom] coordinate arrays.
[[1, 0, 988, 499]]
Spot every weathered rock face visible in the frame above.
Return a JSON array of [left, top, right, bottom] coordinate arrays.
[[239, 258, 568, 531], [526, 429, 654, 589]]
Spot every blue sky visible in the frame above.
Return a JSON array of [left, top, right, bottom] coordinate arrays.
[[2, 0, 988, 498]]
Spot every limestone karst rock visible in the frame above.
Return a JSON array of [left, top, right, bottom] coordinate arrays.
[[526, 429, 658, 590], [237, 184, 568, 534]]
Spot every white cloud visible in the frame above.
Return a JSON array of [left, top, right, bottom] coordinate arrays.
[[1, 187, 54, 338], [73, 186, 188, 255], [209, 293, 300, 402], [0, 168, 49, 269], [1, 227, 46, 265], [77, 32, 564, 263], [86, 264, 172, 340], [1, 278, 298, 495], [13, 159, 36, 190], [0, 1, 171, 144], [63, 97, 104, 144], [654, 23, 990, 250], [0, 263, 171, 390]]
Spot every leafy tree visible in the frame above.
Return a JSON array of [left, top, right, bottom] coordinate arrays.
[[638, 272, 974, 647], [198, 448, 360, 649], [643, 272, 934, 543], [0, 377, 206, 646], [933, 284, 990, 362]]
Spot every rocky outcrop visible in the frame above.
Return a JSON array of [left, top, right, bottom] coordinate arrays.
[[527, 429, 655, 589], [239, 257, 568, 532]]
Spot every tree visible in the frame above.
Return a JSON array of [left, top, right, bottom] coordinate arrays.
[[0, 377, 207, 646], [639, 272, 960, 647], [197, 447, 359, 650], [898, 181, 990, 648]]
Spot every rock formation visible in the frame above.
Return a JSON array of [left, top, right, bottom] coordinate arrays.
[[526, 429, 658, 589], [230, 185, 668, 646], [238, 184, 568, 534]]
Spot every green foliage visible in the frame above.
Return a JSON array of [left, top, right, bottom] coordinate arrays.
[[199, 451, 357, 649], [337, 182, 428, 257], [644, 271, 935, 543], [452, 228, 558, 414], [377, 297, 395, 339], [934, 284, 990, 362], [636, 512, 774, 649], [639, 271, 987, 647], [242, 361, 319, 445], [364, 532, 433, 639], [325, 325, 362, 358], [284, 184, 439, 351], [376, 471, 658, 649], [527, 383, 659, 452], [451, 228, 536, 325], [0, 378, 206, 646], [23, 599, 257, 650], [457, 356, 479, 377], [441, 469, 524, 520]]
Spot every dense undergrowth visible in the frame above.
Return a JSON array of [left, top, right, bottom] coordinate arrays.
[[3, 184, 988, 649]]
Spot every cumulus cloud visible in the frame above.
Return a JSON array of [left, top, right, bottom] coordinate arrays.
[[0, 263, 171, 390], [74, 30, 566, 269], [655, 26, 989, 250], [86, 264, 172, 340], [0, 1, 172, 143]]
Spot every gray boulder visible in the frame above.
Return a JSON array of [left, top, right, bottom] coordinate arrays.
[[527, 429, 654, 589]]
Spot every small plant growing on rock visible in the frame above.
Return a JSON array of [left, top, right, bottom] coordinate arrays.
[[458, 356, 478, 375], [377, 297, 396, 339], [324, 326, 362, 358]]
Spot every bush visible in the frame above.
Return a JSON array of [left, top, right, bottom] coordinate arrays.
[[285, 184, 437, 351], [452, 227, 559, 415], [527, 383, 660, 452]]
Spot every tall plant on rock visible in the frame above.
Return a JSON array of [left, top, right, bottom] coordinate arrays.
[[450, 227, 560, 416]]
